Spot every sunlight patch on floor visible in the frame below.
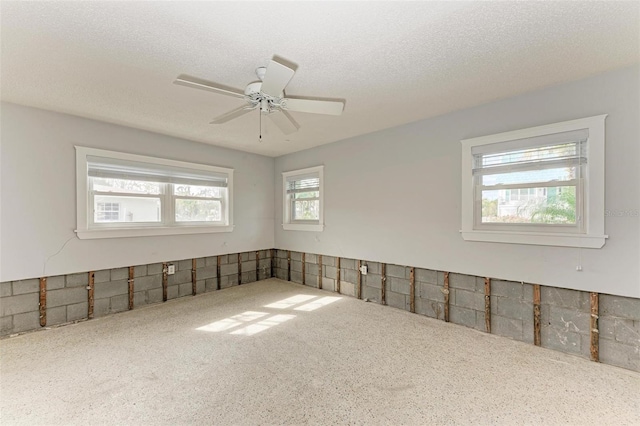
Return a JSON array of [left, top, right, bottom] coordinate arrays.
[[230, 314, 296, 336], [264, 294, 317, 309], [196, 311, 268, 332], [294, 296, 342, 312]]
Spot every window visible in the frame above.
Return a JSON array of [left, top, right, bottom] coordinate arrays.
[[282, 166, 324, 232], [461, 115, 607, 248], [76, 147, 233, 239]]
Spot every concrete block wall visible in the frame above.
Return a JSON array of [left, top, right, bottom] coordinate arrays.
[[279, 250, 640, 373], [0, 250, 273, 337]]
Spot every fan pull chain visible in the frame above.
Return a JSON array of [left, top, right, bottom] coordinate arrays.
[[259, 109, 262, 143]]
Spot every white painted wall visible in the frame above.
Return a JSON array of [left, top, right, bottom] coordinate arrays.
[[0, 103, 274, 281], [275, 66, 640, 298]]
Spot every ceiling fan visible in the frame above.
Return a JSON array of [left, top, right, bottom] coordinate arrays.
[[173, 56, 344, 136]]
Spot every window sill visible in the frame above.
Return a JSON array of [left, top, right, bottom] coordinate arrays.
[[460, 230, 607, 248], [282, 223, 324, 232], [76, 225, 234, 239]]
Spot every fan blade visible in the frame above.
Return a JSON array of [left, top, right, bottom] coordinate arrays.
[[282, 98, 344, 116], [260, 60, 295, 97], [268, 110, 300, 135], [210, 105, 254, 124], [174, 74, 245, 99]]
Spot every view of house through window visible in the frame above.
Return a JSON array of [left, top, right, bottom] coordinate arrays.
[[289, 177, 320, 221]]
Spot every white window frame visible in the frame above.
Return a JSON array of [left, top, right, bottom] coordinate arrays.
[[76, 146, 234, 239], [460, 115, 607, 248], [282, 165, 324, 232]]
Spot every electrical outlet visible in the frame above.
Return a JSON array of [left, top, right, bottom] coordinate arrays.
[[359, 265, 368, 275], [167, 264, 176, 275]]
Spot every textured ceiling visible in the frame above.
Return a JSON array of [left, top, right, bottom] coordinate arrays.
[[1, 1, 638, 157]]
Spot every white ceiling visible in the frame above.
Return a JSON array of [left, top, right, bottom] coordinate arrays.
[[1, 2, 638, 157]]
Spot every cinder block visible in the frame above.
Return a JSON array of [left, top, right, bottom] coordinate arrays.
[[496, 296, 533, 321], [364, 273, 382, 289], [148, 288, 164, 304], [276, 250, 287, 259], [305, 262, 319, 275], [365, 262, 380, 275], [291, 260, 303, 273], [342, 269, 358, 285], [599, 339, 640, 372], [47, 276, 65, 290], [66, 273, 88, 288], [386, 291, 409, 311], [290, 252, 302, 261], [198, 266, 216, 280], [221, 274, 238, 289], [540, 324, 583, 357], [111, 267, 129, 281], [304, 272, 319, 287], [453, 289, 484, 311], [322, 277, 336, 291], [47, 306, 67, 326], [417, 282, 444, 302], [147, 263, 163, 275], [290, 271, 303, 284], [0, 282, 12, 297], [67, 302, 88, 322], [541, 287, 589, 310], [220, 263, 238, 277], [492, 315, 524, 341], [324, 265, 337, 279], [600, 295, 640, 320], [613, 318, 640, 345], [242, 260, 257, 271], [93, 270, 110, 283], [12, 279, 40, 295], [166, 285, 179, 300], [47, 287, 88, 308], [94, 280, 128, 299], [599, 317, 616, 341], [135, 275, 162, 291], [178, 259, 192, 271], [179, 283, 192, 297], [258, 268, 270, 281], [110, 294, 129, 313], [0, 316, 13, 334], [340, 258, 356, 270], [93, 298, 110, 318], [449, 305, 477, 329], [339, 281, 356, 297], [491, 280, 523, 299], [196, 280, 206, 294], [362, 286, 380, 303], [389, 277, 410, 295], [522, 283, 534, 302], [416, 298, 443, 320], [218, 254, 229, 264], [204, 256, 217, 267], [276, 269, 287, 280], [415, 268, 438, 285], [0, 293, 39, 316], [306, 254, 317, 264], [195, 258, 205, 269], [133, 291, 147, 307], [12, 311, 40, 333], [449, 273, 476, 291], [277, 258, 288, 270], [386, 264, 408, 279], [134, 265, 147, 277], [547, 305, 590, 335], [168, 270, 191, 286], [241, 272, 255, 284], [322, 256, 336, 267]]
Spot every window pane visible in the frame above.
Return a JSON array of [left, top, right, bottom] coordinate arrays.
[[293, 200, 320, 221], [91, 178, 161, 195], [481, 186, 576, 224], [173, 184, 222, 198], [480, 143, 578, 168], [293, 191, 319, 199], [175, 199, 222, 222], [94, 195, 161, 223], [481, 166, 577, 186]]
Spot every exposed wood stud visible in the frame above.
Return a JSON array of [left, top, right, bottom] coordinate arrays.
[[287, 251, 291, 282], [443, 272, 450, 322], [410, 267, 416, 313], [484, 277, 491, 333], [216, 256, 221, 291], [357, 260, 362, 299], [255, 251, 260, 282], [336, 257, 341, 294], [191, 258, 197, 296], [39, 277, 47, 327], [88, 271, 95, 319], [302, 253, 306, 285], [128, 266, 134, 310], [318, 255, 323, 289], [162, 262, 168, 302], [590, 292, 600, 362], [238, 253, 242, 285], [381, 264, 387, 305], [533, 284, 541, 346]]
